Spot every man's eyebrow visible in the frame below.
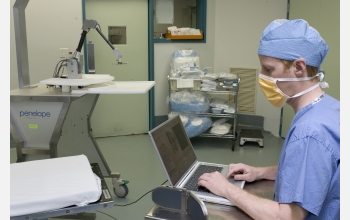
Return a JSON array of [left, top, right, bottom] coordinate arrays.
[[261, 65, 270, 69]]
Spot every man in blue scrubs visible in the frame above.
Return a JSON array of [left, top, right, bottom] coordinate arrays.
[[198, 19, 340, 220]]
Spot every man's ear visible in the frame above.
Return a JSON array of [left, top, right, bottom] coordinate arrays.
[[293, 58, 307, 76]]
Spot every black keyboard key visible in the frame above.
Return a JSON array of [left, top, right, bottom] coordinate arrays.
[[184, 165, 223, 192]]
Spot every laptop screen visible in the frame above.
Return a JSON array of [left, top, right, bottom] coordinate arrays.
[[149, 115, 197, 185]]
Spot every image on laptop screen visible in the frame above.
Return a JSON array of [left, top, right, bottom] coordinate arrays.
[[151, 116, 197, 185]]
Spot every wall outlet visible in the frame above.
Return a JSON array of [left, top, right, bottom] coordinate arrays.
[[59, 48, 69, 59]]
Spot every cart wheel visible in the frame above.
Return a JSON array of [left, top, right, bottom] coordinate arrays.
[[231, 141, 235, 151], [114, 184, 129, 198]]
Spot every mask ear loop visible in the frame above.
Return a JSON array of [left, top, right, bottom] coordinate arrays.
[[317, 71, 325, 81], [290, 83, 320, 98]]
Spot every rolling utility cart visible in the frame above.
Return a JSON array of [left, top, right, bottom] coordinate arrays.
[[168, 75, 240, 151]]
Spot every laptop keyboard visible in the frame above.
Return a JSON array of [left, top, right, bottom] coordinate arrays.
[[184, 165, 223, 192]]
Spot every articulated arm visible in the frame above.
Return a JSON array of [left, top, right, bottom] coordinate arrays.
[[67, 19, 123, 79], [73, 19, 123, 62]]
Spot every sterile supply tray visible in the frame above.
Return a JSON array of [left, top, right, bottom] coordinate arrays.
[[216, 77, 240, 91], [168, 78, 239, 94], [11, 163, 114, 220], [169, 77, 202, 91], [165, 30, 203, 40]]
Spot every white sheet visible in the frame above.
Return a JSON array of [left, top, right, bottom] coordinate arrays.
[[10, 155, 102, 217]]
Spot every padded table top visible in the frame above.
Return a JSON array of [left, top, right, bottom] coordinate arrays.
[[10, 155, 104, 217]]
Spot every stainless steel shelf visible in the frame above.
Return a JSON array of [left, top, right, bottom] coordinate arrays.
[[173, 112, 236, 118], [170, 89, 238, 95], [199, 130, 236, 139]]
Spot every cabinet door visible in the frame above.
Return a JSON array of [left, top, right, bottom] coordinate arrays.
[[85, 0, 149, 137], [281, 0, 340, 137]]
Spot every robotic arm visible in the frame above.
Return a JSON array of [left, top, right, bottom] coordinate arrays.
[[67, 19, 124, 79]]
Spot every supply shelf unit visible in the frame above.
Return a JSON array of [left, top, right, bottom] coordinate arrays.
[[168, 75, 240, 151]]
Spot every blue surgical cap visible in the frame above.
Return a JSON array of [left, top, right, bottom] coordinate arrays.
[[258, 19, 329, 69]]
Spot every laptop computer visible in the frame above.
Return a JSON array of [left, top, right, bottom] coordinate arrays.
[[149, 115, 245, 206]]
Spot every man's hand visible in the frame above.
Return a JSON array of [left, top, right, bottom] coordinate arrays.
[[198, 171, 236, 197], [227, 164, 278, 181], [226, 163, 260, 182]]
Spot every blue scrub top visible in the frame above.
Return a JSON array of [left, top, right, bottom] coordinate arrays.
[[274, 94, 340, 219]]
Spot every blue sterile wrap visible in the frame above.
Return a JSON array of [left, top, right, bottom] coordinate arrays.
[[168, 90, 211, 113], [184, 116, 212, 138], [258, 19, 329, 69], [170, 50, 200, 78]]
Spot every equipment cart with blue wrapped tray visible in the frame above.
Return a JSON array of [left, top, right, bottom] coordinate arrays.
[[167, 74, 240, 151]]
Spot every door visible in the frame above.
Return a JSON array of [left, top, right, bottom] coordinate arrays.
[[85, 0, 149, 137], [281, 0, 340, 137]]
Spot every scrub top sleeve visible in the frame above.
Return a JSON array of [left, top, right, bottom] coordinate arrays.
[[275, 136, 334, 216]]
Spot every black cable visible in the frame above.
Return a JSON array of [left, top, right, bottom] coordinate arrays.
[[94, 179, 168, 220], [54, 60, 65, 76], [114, 179, 168, 207], [59, 66, 66, 77], [53, 59, 67, 78], [57, 62, 67, 77]]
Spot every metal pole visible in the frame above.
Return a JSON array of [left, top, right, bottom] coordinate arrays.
[[13, 0, 30, 88]]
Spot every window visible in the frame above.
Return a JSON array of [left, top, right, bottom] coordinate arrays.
[[151, 0, 206, 43], [108, 26, 127, 45]]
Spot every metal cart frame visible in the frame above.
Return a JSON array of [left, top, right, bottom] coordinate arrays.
[[168, 76, 240, 151]]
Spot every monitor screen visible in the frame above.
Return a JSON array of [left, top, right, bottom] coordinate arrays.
[[150, 116, 197, 185]]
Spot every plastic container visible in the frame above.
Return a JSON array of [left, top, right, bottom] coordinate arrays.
[[169, 78, 202, 90], [165, 30, 203, 40]]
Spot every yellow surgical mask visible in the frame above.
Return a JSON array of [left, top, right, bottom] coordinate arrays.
[[258, 73, 326, 108]]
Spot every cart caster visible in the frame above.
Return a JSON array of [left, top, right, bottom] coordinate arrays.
[[111, 172, 129, 198], [231, 141, 235, 151], [114, 184, 129, 198]]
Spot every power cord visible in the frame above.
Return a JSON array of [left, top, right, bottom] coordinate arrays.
[[114, 179, 168, 207], [95, 179, 168, 219]]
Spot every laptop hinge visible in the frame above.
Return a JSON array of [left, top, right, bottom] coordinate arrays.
[[176, 161, 199, 187]]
